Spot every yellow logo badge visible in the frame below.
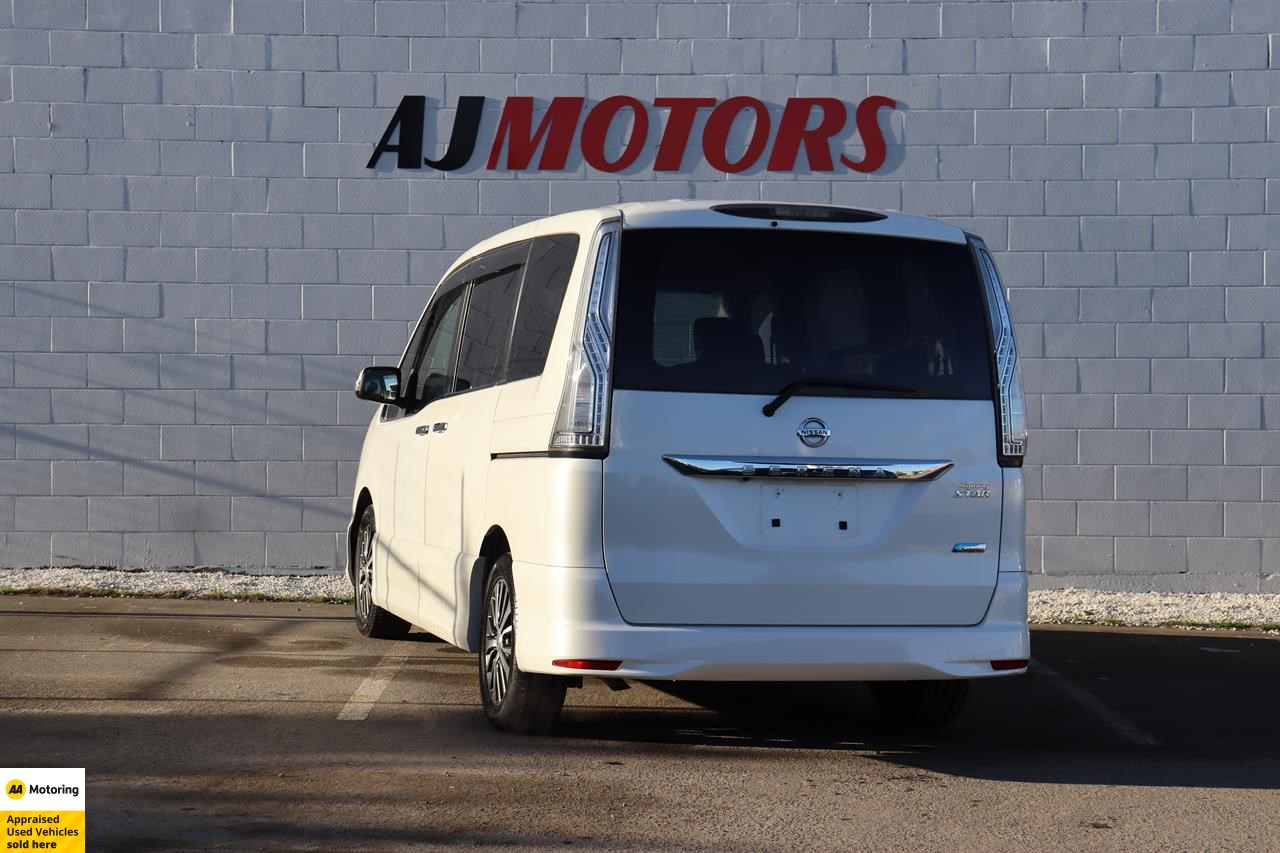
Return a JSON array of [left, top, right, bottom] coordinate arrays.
[[6, 779, 24, 799]]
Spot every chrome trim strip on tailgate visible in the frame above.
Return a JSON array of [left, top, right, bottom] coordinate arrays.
[[661, 455, 954, 481]]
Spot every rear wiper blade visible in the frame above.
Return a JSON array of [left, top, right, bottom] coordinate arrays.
[[762, 378, 921, 417]]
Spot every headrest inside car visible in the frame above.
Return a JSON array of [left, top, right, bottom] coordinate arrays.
[[693, 317, 763, 365]]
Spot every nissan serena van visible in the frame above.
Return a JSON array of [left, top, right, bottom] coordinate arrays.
[[349, 201, 1030, 734]]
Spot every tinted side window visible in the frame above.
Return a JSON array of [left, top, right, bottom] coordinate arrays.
[[399, 313, 430, 378], [455, 242, 528, 393], [507, 234, 579, 382], [412, 287, 465, 407], [386, 275, 463, 419]]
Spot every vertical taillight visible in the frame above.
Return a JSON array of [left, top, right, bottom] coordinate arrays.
[[550, 220, 619, 453], [973, 239, 1028, 467]]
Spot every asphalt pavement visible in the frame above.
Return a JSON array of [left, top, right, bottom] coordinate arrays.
[[1, 596, 1278, 851]]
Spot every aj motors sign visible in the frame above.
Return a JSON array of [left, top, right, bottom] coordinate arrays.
[[367, 95, 898, 174]]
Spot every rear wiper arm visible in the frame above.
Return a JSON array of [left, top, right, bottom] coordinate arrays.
[[762, 378, 921, 417]]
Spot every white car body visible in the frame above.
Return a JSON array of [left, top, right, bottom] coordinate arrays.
[[348, 200, 1030, 690]]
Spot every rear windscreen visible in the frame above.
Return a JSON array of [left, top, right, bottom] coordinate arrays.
[[614, 228, 994, 400]]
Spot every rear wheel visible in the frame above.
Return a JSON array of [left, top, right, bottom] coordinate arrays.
[[867, 680, 969, 731], [479, 555, 567, 734], [353, 506, 410, 640]]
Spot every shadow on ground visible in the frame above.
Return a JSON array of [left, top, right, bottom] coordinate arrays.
[[552, 628, 1280, 790], [3, 600, 1279, 850]]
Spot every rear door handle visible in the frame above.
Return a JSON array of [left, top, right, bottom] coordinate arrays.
[[432, 422, 447, 433], [414, 425, 431, 436]]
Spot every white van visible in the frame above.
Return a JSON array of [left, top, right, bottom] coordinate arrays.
[[349, 201, 1030, 733]]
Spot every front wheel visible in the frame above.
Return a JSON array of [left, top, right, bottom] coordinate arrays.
[[867, 680, 970, 731], [353, 506, 410, 640], [479, 555, 567, 734]]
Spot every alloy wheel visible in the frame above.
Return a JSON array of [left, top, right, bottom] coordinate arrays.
[[483, 577, 515, 706], [356, 522, 374, 624]]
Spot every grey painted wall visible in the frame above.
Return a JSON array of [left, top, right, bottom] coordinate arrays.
[[1, 0, 1278, 592]]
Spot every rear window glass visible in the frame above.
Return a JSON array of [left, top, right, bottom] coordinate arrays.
[[614, 228, 993, 400]]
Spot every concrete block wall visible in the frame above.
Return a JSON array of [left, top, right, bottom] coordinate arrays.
[[1, 0, 1278, 591]]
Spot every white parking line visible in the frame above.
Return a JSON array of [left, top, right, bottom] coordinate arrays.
[[337, 653, 404, 721], [1033, 658, 1160, 748]]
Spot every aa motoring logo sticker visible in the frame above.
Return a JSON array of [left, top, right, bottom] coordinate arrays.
[[2, 769, 84, 852]]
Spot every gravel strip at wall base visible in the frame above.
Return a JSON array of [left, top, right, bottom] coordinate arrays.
[[0, 567, 352, 602], [1030, 588, 1280, 630], [3, 568, 1280, 630]]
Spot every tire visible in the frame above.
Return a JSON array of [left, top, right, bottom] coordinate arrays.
[[867, 680, 970, 731], [352, 505, 411, 640], [479, 555, 567, 734]]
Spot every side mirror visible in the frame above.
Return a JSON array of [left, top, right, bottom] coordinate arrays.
[[355, 366, 402, 406]]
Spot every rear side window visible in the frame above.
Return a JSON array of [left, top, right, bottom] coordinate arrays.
[[507, 234, 579, 383], [455, 241, 527, 393], [614, 228, 993, 400]]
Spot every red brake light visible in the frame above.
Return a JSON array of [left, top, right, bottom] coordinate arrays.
[[552, 659, 622, 671], [991, 659, 1029, 671]]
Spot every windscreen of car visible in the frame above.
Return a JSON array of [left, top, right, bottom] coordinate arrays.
[[613, 228, 993, 400]]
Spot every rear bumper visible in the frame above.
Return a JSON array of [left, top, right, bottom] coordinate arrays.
[[512, 563, 1030, 681]]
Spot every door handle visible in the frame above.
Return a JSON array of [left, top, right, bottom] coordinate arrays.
[[432, 422, 447, 433], [414, 425, 431, 436]]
